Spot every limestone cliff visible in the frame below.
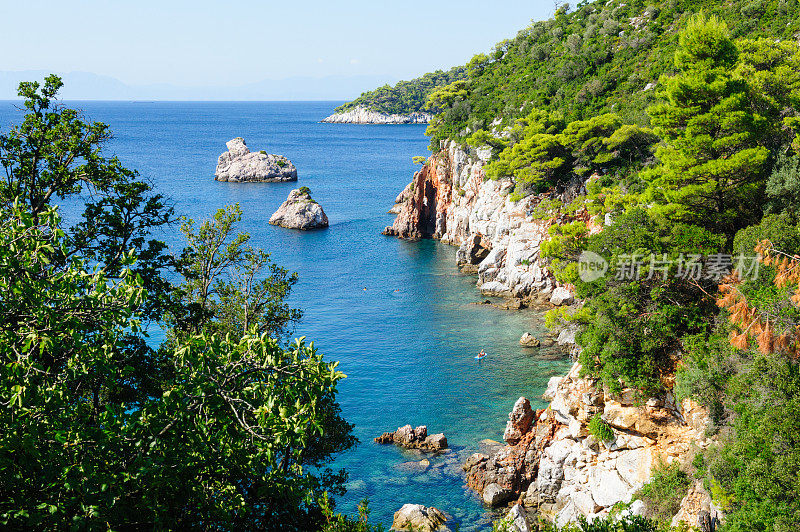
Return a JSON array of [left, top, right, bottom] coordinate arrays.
[[383, 141, 558, 299], [385, 143, 720, 529]]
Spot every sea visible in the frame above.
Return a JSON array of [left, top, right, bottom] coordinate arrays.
[[0, 100, 571, 530]]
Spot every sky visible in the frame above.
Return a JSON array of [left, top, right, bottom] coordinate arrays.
[[0, 0, 555, 99]]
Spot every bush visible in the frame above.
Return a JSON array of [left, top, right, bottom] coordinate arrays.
[[588, 413, 615, 442], [636, 461, 691, 523]]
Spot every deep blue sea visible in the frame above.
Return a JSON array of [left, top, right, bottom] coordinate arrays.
[[0, 101, 570, 529]]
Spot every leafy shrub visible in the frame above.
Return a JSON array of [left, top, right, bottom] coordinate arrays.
[[588, 413, 615, 442], [636, 460, 691, 522]]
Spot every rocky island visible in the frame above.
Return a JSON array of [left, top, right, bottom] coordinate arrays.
[[269, 187, 329, 230], [321, 106, 432, 124], [214, 137, 297, 183]]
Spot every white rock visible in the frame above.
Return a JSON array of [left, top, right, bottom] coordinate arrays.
[[589, 469, 631, 507], [322, 105, 432, 124], [573, 489, 600, 515], [391, 504, 449, 531], [543, 376, 562, 401], [269, 188, 329, 230], [550, 286, 574, 306], [215, 137, 297, 183], [506, 504, 532, 532]]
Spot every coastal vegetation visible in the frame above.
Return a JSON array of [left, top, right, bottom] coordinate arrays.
[[0, 76, 356, 530], [333, 66, 466, 116], [388, 0, 800, 529]]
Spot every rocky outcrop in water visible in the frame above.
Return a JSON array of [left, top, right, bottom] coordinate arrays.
[[391, 504, 450, 531], [322, 105, 433, 124], [215, 137, 297, 183], [269, 188, 328, 230], [463, 362, 716, 527], [375, 424, 448, 452]]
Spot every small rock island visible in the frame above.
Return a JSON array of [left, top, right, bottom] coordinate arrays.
[[215, 137, 297, 183], [269, 187, 329, 230]]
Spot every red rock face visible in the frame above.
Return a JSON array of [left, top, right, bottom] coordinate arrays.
[[383, 155, 453, 240], [465, 411, 559, 499]]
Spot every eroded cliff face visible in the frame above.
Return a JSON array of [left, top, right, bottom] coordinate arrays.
[[465, 362, 720, 529], [384, 141, 557, 299]]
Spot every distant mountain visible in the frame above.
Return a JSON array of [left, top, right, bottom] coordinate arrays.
[[0, 71, 400, 101]]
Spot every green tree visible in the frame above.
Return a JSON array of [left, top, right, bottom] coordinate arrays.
[[644, 14, 773, 238], [172, 203, 302, 340], [0, 78, 357, 530], [0, 75, 175, 321], [0, 202, 350, 529]]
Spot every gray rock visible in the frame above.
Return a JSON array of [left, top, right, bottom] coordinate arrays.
[[483, 482, 514, 507], [269, 188, 329, 230], [424, 433, 448, 451], [391, 503, 450, 531], [456, 233, 490, 266], [519, 332, 540, 347], [536, 457, 564, 501], [215, 137, 297, 183], [506, 504, 532, 532]]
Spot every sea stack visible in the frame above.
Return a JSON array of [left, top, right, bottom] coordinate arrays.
[[269, 187, 329, 230], [215, 137, 297, 182]]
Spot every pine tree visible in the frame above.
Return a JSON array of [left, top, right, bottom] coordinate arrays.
[[644, 14, 771, 238]]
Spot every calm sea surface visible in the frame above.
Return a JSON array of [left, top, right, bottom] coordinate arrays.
[[0, 101, 571, 529]]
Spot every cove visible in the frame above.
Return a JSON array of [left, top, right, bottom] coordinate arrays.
[[0, 100, 573, 529]]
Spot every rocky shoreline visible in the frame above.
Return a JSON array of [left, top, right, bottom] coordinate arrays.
[[382, 142, 720, 530], [322, 105, 432, 124]]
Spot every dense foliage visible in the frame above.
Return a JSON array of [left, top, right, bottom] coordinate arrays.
[[370, 0, 800, 528], [333, 66, 466, 115], [424, 0, 800, 151], [0, 77, 356, 530]]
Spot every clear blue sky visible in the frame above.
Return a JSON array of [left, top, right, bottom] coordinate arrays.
[[0, 0, 553, 87]]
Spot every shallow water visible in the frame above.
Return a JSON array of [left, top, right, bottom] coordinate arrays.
[[0, 100, 572, 529]]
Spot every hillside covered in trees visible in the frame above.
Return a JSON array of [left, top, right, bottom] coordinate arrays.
[[412, 0, 800, 530], [332, 66, 466, 116]]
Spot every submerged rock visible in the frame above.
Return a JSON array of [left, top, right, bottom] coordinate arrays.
[[215, 137, 297, 182], [269, 188, 329, 230], [391, 504, 450, 531]]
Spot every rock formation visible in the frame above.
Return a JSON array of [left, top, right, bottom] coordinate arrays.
[[375, 424, 448, 452], [269, 188, 329, 230], [322, 105, 432, 124], [215, 137, 297, 183], [382, 140, 577, 302], [391, 504, 450, 531], [463, 362, 715, 527], [519, 333, 540, 347]]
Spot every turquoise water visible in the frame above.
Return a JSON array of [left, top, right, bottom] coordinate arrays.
[[0, 101, 571, 529]]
